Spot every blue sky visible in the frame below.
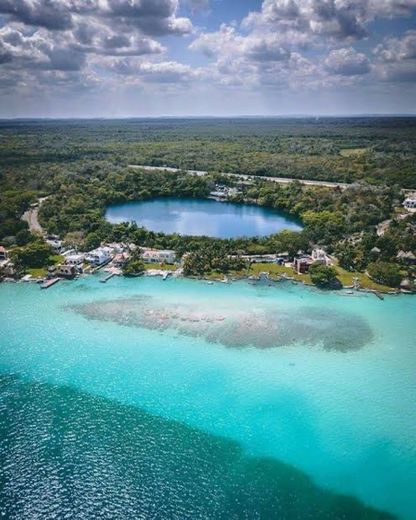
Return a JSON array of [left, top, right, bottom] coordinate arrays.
[[0, 0, 415, 117]]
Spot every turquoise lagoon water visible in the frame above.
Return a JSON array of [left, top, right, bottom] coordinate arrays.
[[0, 277, 415, 519], [105, 197, 302, 237]]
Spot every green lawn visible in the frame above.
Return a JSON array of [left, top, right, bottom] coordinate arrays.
[[248, 263, 312, 284], [220, 262, 394, 292], [201, 263, 312, 283], [50, 254, 64, 264], [27, 267, 48, 278], [144, 263, 176, 271], [335, 266, 393, 292], [26, 254, 64, 279]]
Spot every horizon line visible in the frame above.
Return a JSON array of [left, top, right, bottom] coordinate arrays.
[[1, 113, 416, 121]]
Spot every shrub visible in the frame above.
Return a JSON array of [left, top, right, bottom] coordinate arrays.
[[11, 241, 52, 270], [309, 262, 340, 288], [367, 262, 402, 287], [123, 259, 145, 277]]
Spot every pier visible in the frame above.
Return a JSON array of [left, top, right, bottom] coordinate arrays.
[[41, 277, 60, 289], [100, 273, 116, 283]]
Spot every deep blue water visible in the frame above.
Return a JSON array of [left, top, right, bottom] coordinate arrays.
[[105, 197, 302, 238], [1, 278, 415, 519]]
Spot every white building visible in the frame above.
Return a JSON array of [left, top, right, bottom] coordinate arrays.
[[66, 254, 84, 266], [397, 250, 416, 264], [106, 243, 125, 254], [57, 265, 77, 278], [46, 238, 63, 253], [403, 198, 416, 210], [85, 247, 112, 266], [311, 248, 332, 266], [62, 249, 76, 257], [209, 184, 241, 200], [0, 246, 8, 261], [234, 254, 279, 264], [141, 248, 176, 264]]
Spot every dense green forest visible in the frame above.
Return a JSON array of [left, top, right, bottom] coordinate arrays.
[[36, 168, 414, 278], [1, 117, 415, 187], [0, 118, 415, 285]]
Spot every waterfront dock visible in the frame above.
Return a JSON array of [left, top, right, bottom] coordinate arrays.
[[41, 278, 60, 289], [100, 272, 116, 283]]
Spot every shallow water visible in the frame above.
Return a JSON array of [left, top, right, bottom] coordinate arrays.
[[105, 197, 303, 237], [71, 295, 373, 351], [0, 277, 415, 519]]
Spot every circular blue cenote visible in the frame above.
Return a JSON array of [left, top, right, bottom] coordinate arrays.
[[105, 197, 303, 238]]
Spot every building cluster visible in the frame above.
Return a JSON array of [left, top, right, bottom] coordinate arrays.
[[51, 244, 177, 279], [230, 253, 289, 265], [397, 250, 416, 264], [0, 236, 181, 282], [230, 248, 334, 275], [293, 248, 334, 274], [209, 184, 241, 200], [140, 248, 176, 264], [0, 237, 338, 283], [52, 243, 132, 279]]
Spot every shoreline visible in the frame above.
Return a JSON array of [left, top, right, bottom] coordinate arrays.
[[5, 269, 410, 297]]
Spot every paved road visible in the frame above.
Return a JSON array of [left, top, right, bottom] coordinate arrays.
[[128, 165, 350, 189], [22, 197, 48, 235]]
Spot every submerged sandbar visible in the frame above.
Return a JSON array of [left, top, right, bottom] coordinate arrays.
[[71, 295, 373, 352]]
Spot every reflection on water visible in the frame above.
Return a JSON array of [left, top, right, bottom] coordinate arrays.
[[105, 197, 303, 238], [0, 375, 395, 520], [71, 296, 373, 351]]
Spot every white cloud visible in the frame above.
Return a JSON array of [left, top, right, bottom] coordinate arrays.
[[189, 1, 416, 91], [374, 30, 416, 62], [184, 0, 210, 13], [101, 57, 200, 83], [324, 47, 370, 76], [0, 0, 194, 35], [373, 30, 416, 82], [243, 0, 416, 44], [0, 0, 416, 114], [368, 0, 416, 18]]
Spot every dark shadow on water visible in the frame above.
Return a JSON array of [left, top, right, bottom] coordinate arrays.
[[0, 375, 394, 520]]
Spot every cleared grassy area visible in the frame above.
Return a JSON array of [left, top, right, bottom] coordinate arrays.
[[50, 254, 64, 264], [201, 263, 312, 284], [248, 263, 312, 283], [27, 267, 47, 278], [339, 148, 369, 157], [248, 262, 397, 292], [335, 267, 394, 292], [25, 254, 64, 279], [144, 263, 176, 271], [220, 262, 394, 292], [138, 260, 397, 292]]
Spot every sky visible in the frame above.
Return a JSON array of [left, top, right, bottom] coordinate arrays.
[[0, 0, 415, 117]]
